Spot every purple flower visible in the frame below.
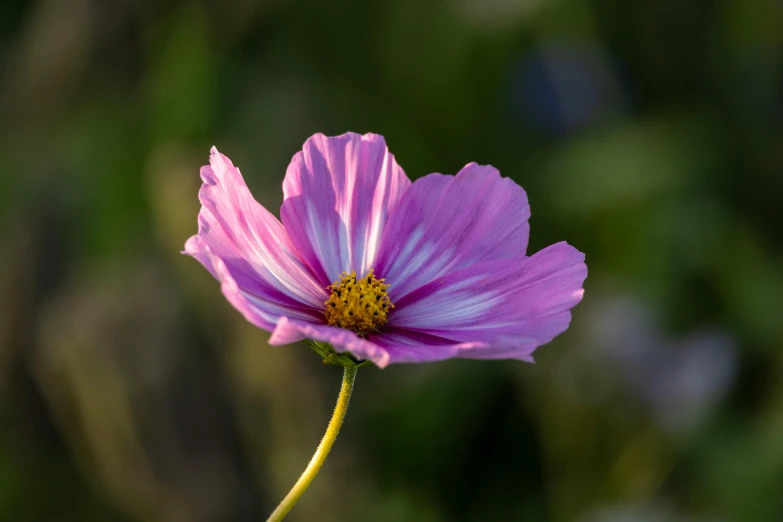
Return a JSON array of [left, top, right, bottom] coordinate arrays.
[[184, 132, 586, 368]]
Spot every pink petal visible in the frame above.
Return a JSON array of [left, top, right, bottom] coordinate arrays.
[[281, 133, 411, 286], [184, 147, 328, 327], [369, 329, 536, 366], [189, 239, 323, 330], [267, 318, 528, 368], [269, 317, 393, 366], [374, 163, 530, 301], [386, 242, 587, 359]]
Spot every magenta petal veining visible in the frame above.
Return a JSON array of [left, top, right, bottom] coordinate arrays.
[[281, 133, 411, 286], [184, 132, 587, 368], [374, 163, 531, 301]]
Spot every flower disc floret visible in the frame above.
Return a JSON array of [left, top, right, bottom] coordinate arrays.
[[324, 269, 393, 334]]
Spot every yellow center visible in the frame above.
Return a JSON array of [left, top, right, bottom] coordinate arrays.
[[324, 269, 393, 334]]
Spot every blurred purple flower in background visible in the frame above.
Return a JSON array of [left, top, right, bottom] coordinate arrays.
[[589, 295, 736, 433], [184, 132, 587, 367]]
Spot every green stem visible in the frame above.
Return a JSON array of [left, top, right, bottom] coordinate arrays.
[[265, 366, 358, 522]]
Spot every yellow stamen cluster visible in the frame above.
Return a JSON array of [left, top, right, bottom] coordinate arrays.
[[324, 269, 393, 334]]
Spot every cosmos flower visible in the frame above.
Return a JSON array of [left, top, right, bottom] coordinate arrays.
[[184, 132, 586, 368]]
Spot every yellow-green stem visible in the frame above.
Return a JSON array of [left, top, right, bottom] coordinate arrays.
[[265, 366, 358, 521]]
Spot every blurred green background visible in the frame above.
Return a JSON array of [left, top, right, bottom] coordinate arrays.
[[2, 0, 783, 520]]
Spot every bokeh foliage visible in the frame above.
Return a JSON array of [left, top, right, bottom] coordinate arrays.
[[1, 0, 782, 521]]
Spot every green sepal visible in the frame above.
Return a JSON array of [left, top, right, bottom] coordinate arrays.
[[305, 340, 373, 369]]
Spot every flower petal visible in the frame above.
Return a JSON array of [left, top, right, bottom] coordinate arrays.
[[387, 242, 587, 358], [281, 132, 411, 286], [369, 329, 533, 365], [267, 318, 524, 368], [184, 147, 328, 322], [269, 317, 393, 366], [187, 238, 323, 329], [375, 163, 530, 300]]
